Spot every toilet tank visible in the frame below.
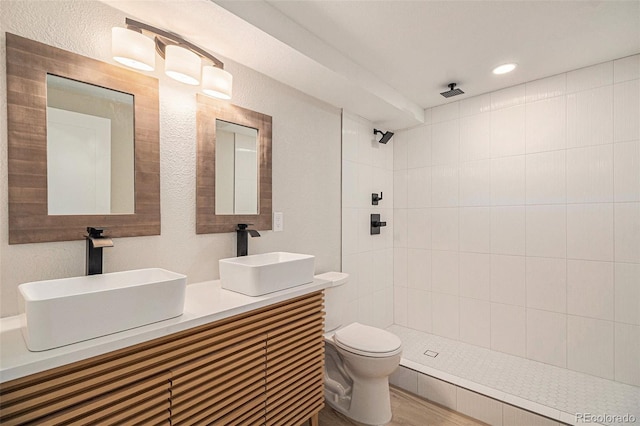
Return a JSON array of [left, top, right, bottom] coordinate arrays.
[[314, 272, 349, 332]]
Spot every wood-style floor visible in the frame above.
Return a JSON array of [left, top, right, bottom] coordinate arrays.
[[318, 386, 486, 426]]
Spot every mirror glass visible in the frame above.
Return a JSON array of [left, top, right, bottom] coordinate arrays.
[[215, 119, 258, 215], [46, 74, 135, 215]]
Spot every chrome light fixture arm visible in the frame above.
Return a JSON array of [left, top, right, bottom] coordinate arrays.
[[124, 18, 224, 68]]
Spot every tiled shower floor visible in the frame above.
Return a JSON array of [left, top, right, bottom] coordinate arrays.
[[387, 325, 640, 426]]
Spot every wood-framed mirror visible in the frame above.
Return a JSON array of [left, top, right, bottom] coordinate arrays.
[[6, 33, 160, 244], [196, 94, 272, 233]]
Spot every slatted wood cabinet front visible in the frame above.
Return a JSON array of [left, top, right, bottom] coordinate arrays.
[[0, 291, 325, 425]]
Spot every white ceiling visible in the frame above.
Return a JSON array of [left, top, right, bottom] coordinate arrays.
[[103, 0, 640, 130]]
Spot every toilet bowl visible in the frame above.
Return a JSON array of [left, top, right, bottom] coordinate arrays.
[[316, 272, 402, 426]]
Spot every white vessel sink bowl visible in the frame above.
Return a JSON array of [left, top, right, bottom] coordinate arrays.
[[219, 252, 315, 296], [18, 268, 187, 351]]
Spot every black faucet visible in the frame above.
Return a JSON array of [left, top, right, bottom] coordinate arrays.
[[236, 224, 260, 257], [86, 227, 114, 275]]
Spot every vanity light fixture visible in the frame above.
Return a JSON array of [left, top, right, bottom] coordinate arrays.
[[492, 63, 517, 75], [112, 18, 232, 99]]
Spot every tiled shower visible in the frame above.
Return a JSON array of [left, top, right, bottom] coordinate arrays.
[[343, 55, 640, 388]]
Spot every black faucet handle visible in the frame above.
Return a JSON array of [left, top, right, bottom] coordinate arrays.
[[87, 227, 106, 237], [237, 223, 254, 231]]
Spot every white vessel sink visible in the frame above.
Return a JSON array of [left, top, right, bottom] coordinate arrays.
[[18, 268, 187, 351], [219, 252, 315, 296]]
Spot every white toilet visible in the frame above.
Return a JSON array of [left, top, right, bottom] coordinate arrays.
[[316, 272, 402, 425]]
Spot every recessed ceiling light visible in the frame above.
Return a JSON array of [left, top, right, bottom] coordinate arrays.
[[493, 63, 517, 75]]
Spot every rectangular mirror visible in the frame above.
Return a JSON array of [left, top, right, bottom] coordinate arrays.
[[6, 33, 160, 244], [46, 74, 135, 215], [196, 94, 272, 233], [215, 119, 258, 215]]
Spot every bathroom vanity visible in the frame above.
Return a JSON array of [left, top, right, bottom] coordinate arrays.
[[0, 280, 328, 425]]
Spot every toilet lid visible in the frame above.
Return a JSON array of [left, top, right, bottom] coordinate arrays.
[[333, 322, 402, 357]]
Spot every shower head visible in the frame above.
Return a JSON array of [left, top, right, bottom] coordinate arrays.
[[440, 83, 464, 98], [374, 128, 394, 144]]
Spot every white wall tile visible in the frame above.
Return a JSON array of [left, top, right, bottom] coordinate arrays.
[[375, 287, 394, 327], [393, 130, 408, 170], [566, 61, 613, 93], [431, 250, 459, 295], [431, 164, 458, 207], [407, 125, 432, 168], [567, 260, 614, 321], [393, 164, 409, 206], [393, 286, 408, 326], [491, 303, 526, 357], [389, 365, 417, 393], [459, 252, 491, 301], [614, 54, 640, 83], [373, 138, 394, 171], [526, 308, 567, 368], [460, 159, 491, 206], [357, 163, 373, 208], [373, 249, 393, 292], [491, 105, 526, 158], [357, 124, 374, 167], [394, 247, 408, 287], [567, 86, 613, 148], [567, 315, 614, 380], [566, 203, 614, 261], [356, 251, 374, 298], [357, 293, 375, 326], [460, 297, 491, 348], [526, 150, 566, 204], [614, 323, 640, 386], [457, 388, 503, 426], [342, 253, 359, 301], [406, 208, 430, 249], [526, 205, 566, 258], [491, 206, 526, 255], [431, 207, 459, 251], [460, 113, 491, 161], [503, 404, 560, 426], [407, 167, 431, 208], [417, 375, 457, 410], [460, 93, 491, 117], [342, 208, 359, 255], [491, 84, 526, 110], [491, 155, 526, 206], [525, 73, 567, 103], [432, 121, 460, 165], [614, 80, 640, 143], [342, 160, 359, 208], [432, 292, 460, 340], [373, 167, 394, 208], [566, 145, 613, 203], [614, 202, 640, 263], [491, 254, 526, 306], [407, 289, 432, 332], [342, 118, 359, 162], [432, 101, 459, 123], [394, 208, 408, 248], [408, 248, 431, 291], [526, 257, 567, 313], [459, 207, 491, 253], [526, 96, 566, 153], [615, 262, 640, 325], [613, 140, 640, 202]]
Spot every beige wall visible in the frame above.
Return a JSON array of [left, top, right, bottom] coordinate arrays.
[[0, 0, 342, 317]]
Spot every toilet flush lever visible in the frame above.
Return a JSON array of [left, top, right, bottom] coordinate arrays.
[[370, 214, 387, 235]]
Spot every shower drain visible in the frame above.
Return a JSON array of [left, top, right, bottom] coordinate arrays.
[[424, 350, 439, 358]]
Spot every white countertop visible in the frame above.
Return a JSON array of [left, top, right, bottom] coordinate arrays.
[[0, 278, 329, 383]]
